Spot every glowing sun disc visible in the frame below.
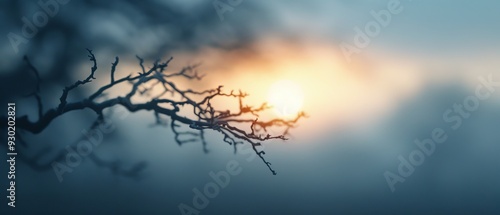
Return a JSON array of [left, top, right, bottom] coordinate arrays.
[[267, 80, 304, 117]]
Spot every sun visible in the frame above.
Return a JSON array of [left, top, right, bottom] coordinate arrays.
[[267, 80, 305, 118]]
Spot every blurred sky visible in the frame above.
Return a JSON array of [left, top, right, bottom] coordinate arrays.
[[1, 0, 500, 214]]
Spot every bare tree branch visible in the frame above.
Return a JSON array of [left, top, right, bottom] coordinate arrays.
[[2, 50, 306, 176]]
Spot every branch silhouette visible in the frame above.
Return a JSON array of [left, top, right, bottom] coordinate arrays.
[[3, 49, 306, 176]]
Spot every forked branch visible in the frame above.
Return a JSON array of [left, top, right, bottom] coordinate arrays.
[[4, 49, 306, 175]]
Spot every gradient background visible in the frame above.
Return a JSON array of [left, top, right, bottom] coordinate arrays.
[[1, 0, 500, 214]]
